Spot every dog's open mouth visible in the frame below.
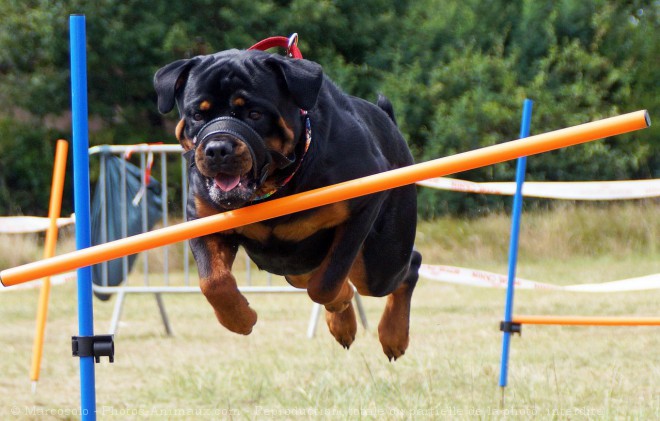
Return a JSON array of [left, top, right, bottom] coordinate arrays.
[[207, 172, 257, 209], [214, 173, 243, 192]]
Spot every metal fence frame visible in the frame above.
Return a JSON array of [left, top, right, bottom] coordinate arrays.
[[88, 144, 367, 337]]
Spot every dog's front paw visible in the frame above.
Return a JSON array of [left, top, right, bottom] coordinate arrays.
[[215, 305, 258, 335], [200, 276, 258, 335]]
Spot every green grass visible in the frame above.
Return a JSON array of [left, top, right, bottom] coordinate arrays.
[[0, 202, 658, 420]]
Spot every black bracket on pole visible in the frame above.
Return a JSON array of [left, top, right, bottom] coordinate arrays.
[[72, 335, 114, 363], [499, 321, 522, 335]]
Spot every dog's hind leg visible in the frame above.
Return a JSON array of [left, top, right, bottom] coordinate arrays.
[[288, 272, 357, 348], [324, 281, 357, 348], [304, 209, 384, 349], [192, 235, 257, 335], [306, 197, 386, 307], [377, 249, 421, 361]]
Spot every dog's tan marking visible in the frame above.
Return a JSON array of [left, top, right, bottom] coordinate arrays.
[[278, 117, 295, 144], [176, 119, 194, 151], [264, 135, 285, 155], [233, 142, 250, 163], [201, 237, 234, 279], [232, 97, 245, 107], [348, 249, 372, 296], [265, 117, 296, 157], [199, 100, 212, 111], [198, 237, 257, 335], [323, 279, 354, 313], [234, 223, 272, 244], [285, 272, 313, 289], [273, 202, 350, 242], [378, 281, 413, 360], [325, 300, 357, 348], [194, 196, 219, 218]]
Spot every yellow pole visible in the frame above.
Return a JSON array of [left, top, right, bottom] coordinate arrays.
[[0, 110, 651, 287], [29, 140, 68, 392]]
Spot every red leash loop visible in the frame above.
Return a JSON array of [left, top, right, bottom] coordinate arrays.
[[247, 33, 311, 201], [248, 33, 303, 59]]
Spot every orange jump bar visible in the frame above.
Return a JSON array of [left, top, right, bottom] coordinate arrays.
[[512, 315, 660, 326], [0, 110, 651, 287]]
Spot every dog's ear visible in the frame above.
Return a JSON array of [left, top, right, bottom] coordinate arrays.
[[266, 56, 323, 111], [154, 59, 197, 114]]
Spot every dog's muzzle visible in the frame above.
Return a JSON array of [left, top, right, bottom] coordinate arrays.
[[193, 117, 271, 185]]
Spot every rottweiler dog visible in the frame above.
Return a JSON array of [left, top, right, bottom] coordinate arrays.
[[154, 48, 421, 360]]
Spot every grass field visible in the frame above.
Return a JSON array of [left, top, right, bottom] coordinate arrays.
[[1, 202, 658, 420]]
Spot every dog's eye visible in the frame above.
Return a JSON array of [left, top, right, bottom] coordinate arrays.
[[192, 113, 203, 122], [248, 110, 262, 121]]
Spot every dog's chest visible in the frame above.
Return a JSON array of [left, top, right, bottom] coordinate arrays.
[[236, 222, 336, 276], [229, 201, 350, 275], [233, 201, 350, 243]]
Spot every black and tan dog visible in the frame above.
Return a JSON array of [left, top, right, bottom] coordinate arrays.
[[154, 48, 421, 360]]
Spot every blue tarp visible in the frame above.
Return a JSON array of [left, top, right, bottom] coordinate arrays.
[[91, 154, 162, 300]]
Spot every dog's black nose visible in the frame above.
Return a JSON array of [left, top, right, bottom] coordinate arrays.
[[205, 139, 234, 159]]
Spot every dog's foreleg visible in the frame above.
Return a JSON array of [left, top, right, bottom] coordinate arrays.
[[191, 235, 257, 335]]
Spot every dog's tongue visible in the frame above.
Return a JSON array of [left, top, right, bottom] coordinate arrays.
[[214, 173, 241, 192]]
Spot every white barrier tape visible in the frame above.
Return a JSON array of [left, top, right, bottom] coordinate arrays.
[[3, 264, 657, 293], [419, 264, 660, 292], [0, 271, 75, 292], [0, 215, 75, 234], [417, 178, 660, 200], [563, 274, 660, 292]]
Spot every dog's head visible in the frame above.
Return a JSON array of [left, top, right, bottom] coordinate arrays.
[[154, 50, 323, 210]]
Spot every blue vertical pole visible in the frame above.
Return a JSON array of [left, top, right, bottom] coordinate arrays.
[[499, 99, 533, 389], [70, 14, 97, 419]]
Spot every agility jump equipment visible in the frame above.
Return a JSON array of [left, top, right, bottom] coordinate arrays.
[[0, 109, 651, 287], [30, 140, 68, 392], [511, 315, 660, 326], [0, 15, 651, 420], [499, 99, 534, 390], [69, 15, 98, 420], [491, 101, 658, 399]]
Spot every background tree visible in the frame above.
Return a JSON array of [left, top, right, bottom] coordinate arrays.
[[0, 0, 657, 216]]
